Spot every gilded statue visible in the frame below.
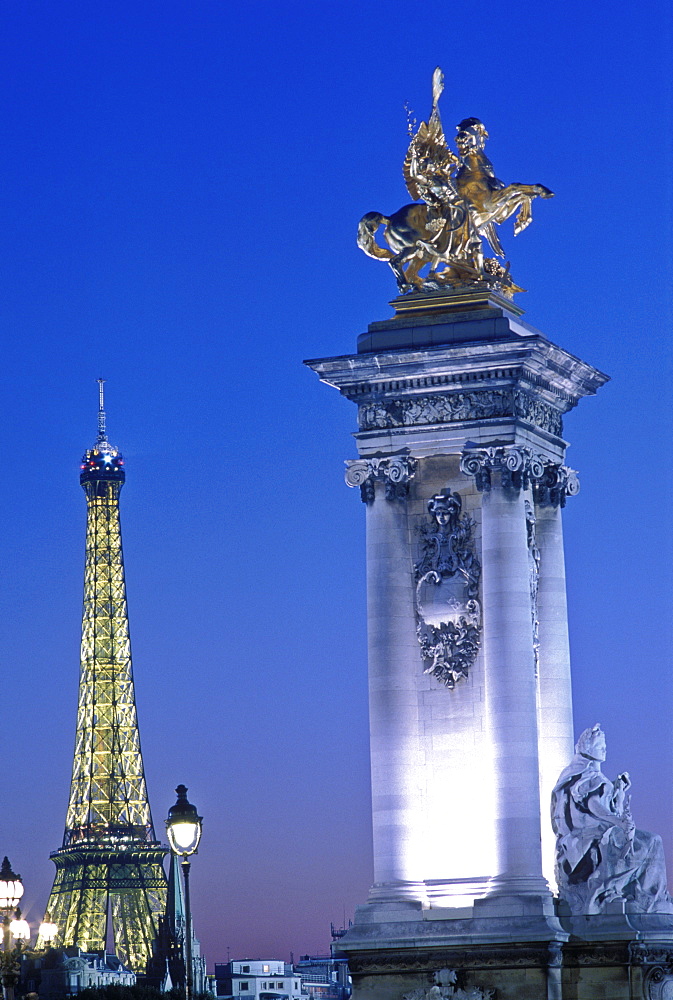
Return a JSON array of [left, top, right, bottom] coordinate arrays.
[[357, 68, 553, 296]]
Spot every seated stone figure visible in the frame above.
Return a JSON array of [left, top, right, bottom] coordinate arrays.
[[551, 724, 673, 914]]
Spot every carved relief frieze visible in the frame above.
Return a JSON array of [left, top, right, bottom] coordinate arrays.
[[630, 944, 673, 968], [414, 491, 481, 688], [460, 445, 579, 507], [513, 392, 564, 435], [565, 943, 632, 968], [345, 456, 418, 504], [347, 943, 552, 974], [358, 388, 563, 437]]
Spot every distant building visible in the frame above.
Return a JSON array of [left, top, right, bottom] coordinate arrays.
[[214, 960, 305, 1000], [22, 947, 135, 998], [294, 955, 351, 1000]]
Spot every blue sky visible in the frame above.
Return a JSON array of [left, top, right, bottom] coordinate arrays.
[[0, 0, 671, 968]]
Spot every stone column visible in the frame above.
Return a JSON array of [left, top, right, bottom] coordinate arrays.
[[533, 466, 579, 888], [461, 447, 551, 909], [346, 457, 426, 902]]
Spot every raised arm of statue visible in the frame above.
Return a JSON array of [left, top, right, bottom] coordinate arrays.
[[610, 772, 631, 819]]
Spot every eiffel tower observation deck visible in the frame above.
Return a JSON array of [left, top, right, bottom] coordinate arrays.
[[40, 381, 167, 973]]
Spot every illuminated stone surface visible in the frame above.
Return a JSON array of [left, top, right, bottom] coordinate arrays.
[[307, 289, 673, 997], [307, 289, 606, 909]]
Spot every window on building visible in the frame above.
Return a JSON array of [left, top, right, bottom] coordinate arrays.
[[263, 967, 270, 975], [240, 984, 249, 991], [243, 967, 251, 975]]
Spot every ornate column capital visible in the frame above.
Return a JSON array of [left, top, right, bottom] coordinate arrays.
[[532, 463, 580, 508], [345, 456, 417, 504], [460, 445, 579, 507]]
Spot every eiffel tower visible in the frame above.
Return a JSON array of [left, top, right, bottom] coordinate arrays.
[[40, 381, 167, 973]]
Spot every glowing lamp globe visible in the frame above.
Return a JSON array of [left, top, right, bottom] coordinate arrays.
[[166, 785, 202, 856], [0, 857, 24, 909], [39, 914, 58, 946], [10, 909, 30, 942]]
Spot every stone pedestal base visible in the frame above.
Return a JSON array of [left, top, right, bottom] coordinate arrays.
[[335, 904, 673, 1000]]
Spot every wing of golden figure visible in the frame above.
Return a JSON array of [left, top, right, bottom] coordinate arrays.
[[403, 67, 459, 203], [403, 116, 459, 202], [403, 124, 429, 202]]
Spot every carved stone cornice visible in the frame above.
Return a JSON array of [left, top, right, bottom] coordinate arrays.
[[358, 388, 563, 437], [460, 445, 579, 506], [345, 456, 418, 504], [306, 335, 610, 424]]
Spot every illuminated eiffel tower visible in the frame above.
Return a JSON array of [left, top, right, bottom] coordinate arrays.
[[41, 381, 167, 973]]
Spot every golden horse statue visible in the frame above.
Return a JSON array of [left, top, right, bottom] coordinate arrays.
[[357, 69, 553, 295]]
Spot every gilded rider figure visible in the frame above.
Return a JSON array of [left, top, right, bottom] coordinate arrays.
[[357, 68, 553, 296]]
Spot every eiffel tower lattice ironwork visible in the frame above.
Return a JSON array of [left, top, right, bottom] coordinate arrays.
[[40, 381, 167, 972]]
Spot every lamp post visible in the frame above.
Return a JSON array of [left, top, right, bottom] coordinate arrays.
[[0, 858, 58, 1000], [166, 786, 202, 1000], [0, 857, 24, 1000]]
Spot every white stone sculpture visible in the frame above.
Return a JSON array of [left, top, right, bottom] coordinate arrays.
[[402, 969, 493, 1000], [551, 724, 673, 914]]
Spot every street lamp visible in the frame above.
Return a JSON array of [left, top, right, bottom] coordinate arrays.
[[37, 914, 58, 947], [0, 858, 24, 1000], [166, 786, 202, 1000], [0, 859, 23, 913], [0, 859, 58, 1000], [7, 914, 28, 946]]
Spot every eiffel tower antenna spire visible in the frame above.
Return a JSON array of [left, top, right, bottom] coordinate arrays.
[[40, 383, 167, 973], [97, 377, 107, 444]]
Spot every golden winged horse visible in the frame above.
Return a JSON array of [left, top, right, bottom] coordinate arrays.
[[357, 69, 553, 294]]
